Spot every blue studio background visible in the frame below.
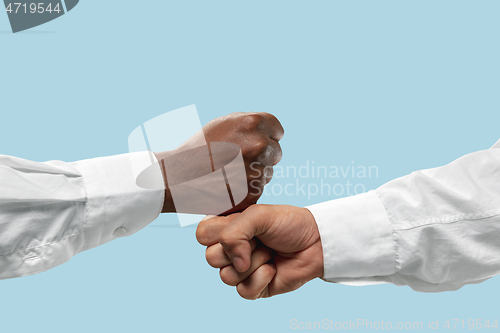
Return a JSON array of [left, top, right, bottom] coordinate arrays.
[[1, 1, 499, 332]]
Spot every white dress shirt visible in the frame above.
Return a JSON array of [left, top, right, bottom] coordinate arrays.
[[307, 138, 500, 292], [2, 140, 500, 292], [0, 152, 163, 279]]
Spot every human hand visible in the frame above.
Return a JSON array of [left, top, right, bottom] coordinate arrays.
[[155, 112, 284, 214], [196, 204, 324, 299]]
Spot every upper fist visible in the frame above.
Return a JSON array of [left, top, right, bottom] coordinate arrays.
[[156, 112, 284, 214], [200, 112, 284, 213]]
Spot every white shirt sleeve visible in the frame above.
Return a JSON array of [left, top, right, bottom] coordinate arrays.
[[0, 152, 164, 280], [307, 140, 500, 292]]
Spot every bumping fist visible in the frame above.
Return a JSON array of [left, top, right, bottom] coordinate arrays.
[[155, 112, 284, 214], [196, 205, 324, 300], [200, 112, 284, 213]]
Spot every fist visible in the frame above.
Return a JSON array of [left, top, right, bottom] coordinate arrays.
[[196, 205, 324, 299], [156, 112, 284, 214], [201, 112, 284, 213]]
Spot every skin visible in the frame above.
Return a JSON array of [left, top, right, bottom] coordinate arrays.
[[196, 204, 324, 300], [154, 112, 284, 214], [153, 112, 322, 299]]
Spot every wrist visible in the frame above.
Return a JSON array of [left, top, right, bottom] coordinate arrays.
[[302, 207, 325, 279], [153, 151, 176, 213]]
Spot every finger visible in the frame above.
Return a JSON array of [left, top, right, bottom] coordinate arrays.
[[206, 238, 258, 268], [257, 112, 284, 142], [267, 138, 282, 166], [219, 246, 273, 286], [236, 263, 277, 300], [196, 214, 239, 246], [263, 166, 273, 185], [218, 205, 273, 272], [253, 138, 282, 167]]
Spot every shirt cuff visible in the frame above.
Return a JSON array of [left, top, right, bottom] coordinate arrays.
[[306, 190, 396, 281], [492, 139, 500, 149], [71, 152, 164, 250]]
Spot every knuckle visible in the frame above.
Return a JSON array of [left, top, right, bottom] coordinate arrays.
[[252, 139, 268, 155], [245, 204, 265, 216], [206, 244, 229, 268], [264, 166, 274, 181], [244, 138, 268, 158], [195, 223, 207, 244], [236, 284, 259, 300], [205, 246, 218, 267], [218, 229, 235, 248], [264, 263, 277, 277], [241, 113, 265, 131], [274, 145, 283, 163], [220, 267, 238, 286], [260, 112, 284, 136]]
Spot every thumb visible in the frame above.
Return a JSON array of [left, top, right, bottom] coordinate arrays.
[[218, 205, 273, 273]]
